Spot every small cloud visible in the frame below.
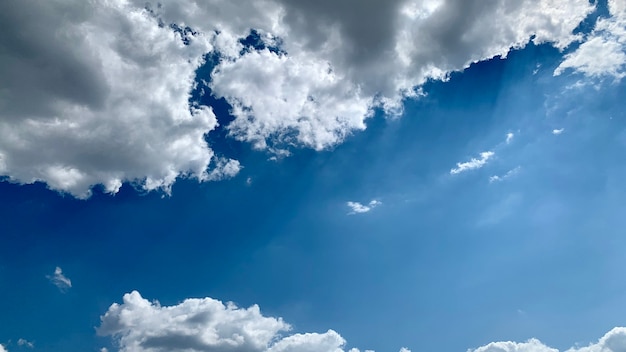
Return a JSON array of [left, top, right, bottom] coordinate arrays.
[[552, 128, 565, 135], [0, 344, 7, 352], [17, 339, 33, 348], [505, 132, 514, 144], [246, 177, 253, 186], [347, 200, 381, 214], [489, 166, 521, 183], [46, 267, 72, 292], [450, 151, 494, 175], [100, 348, 109, 352]]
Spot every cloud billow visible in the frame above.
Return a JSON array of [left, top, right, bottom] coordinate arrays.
[[98, 291, 408, 352], [2, 0, 620, 197]]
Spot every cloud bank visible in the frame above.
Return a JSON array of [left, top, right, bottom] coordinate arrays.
[[99, 292, 625, 352], [2, 0, 617, 196], [98, 291, 406, 352]]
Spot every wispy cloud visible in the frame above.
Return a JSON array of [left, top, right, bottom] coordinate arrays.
[[552, 128, 565, 135], [347, 200, 382, 214], [506, 132, 514, 144], [46, 267, 72, 292], [489, 166, 521, 183], [450, 151, 495, 175], [17, 339, 34, 348]]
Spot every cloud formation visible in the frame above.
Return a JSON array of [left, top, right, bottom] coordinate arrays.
[[450, 151, 495, 175], [553, 128, 565, 135], [98, 291, 405, 352], [46, 267, 72, 292], [555, 0, 626, 80], [347, 200, 382, 214], [0, 344, 6, 352], [0, 0, 609, 196], [470, 327, 626, 352]]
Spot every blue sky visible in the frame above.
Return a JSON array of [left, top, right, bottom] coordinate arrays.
[[1, 1, 626, 351]]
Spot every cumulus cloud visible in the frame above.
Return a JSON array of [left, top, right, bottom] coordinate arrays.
[[0, 344, 6, 352], [553, 128, 565, 135], [470, 327, 626, 352], [0, 0, 600, 196], [555, 0, 626, 80], [99, 291, 408, 352], [46, 267, 72, 292], [0, 0, 233, 198], [347, 200, 382, 214], [450, 151, 495, 175]]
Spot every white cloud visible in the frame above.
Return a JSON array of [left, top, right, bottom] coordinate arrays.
[[46, 266, 71, 292], [489, 166, 521, 183], [347, 200, 382, 214], [0, 0, 234, 198], [0, 0, 597, 196], [506, 133, 515, 144], [450, 152, 495, 175], [99, 291, 410, 352], [555, 0, 626, 80], [553, 128, 565, 135], [470, 327, 626, 352], [0, 344, 6, 352], [16, 339, 33, 348]]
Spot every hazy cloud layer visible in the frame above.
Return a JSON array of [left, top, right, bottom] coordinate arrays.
[[1, 0, 615, 196], [98, 291, 408, 352]]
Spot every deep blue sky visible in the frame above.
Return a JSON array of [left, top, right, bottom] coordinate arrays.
[[2, 24, 626, 350], [0, 1, 626, 352]]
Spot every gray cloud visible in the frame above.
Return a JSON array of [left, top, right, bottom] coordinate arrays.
[[0, 0, 608, 196]]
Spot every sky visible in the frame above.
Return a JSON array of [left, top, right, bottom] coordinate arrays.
[[1, 0, 626, 351]]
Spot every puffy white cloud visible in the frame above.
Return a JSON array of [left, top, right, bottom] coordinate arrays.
[[0, 344, 7, 352], [567, 327, 626, 352], [46, 266, 71, 292], [555, 0, 626, 80], [347, 200, 382, 214], [0, 0, 599, 196], [553, 128, 565, 135], [0, 0, 233, 198], [470, 338, 558, 352], [470, 327, 626, 352], [450, 151, 495, 175], [99, 291, 401, 352]]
